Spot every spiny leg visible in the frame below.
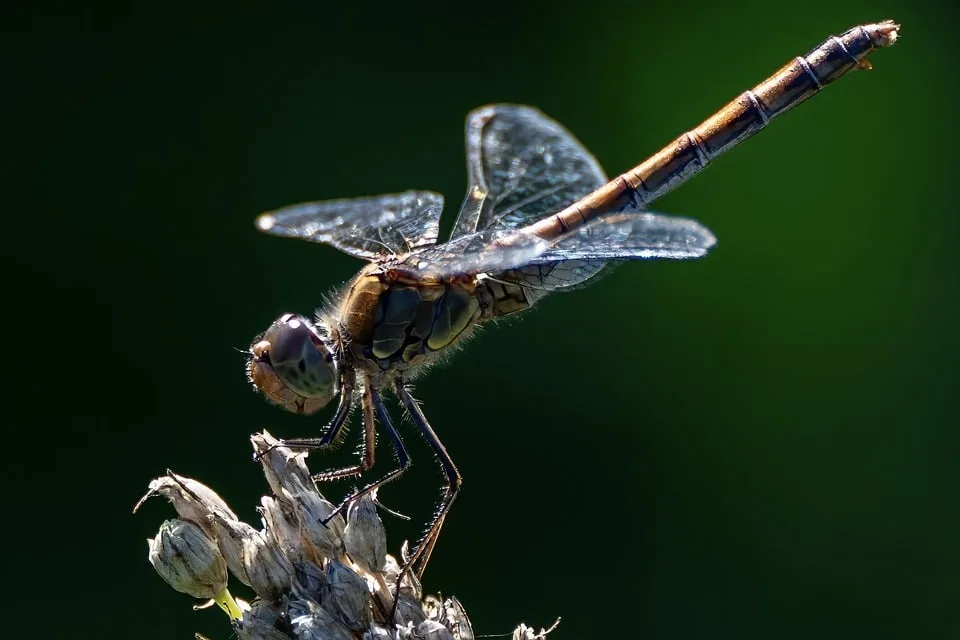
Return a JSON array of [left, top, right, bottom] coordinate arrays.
[[321, 384, 412, 525], [310, 380, 374, 483], [255, 376, 353, 456], [395, 385, 461, 579]]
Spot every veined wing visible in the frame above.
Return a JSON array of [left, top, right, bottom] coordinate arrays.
[[451, 105, 607, 239], [255, 191, 444, 260], [533, 212, 716, 262], [399, 227, 549, 277], [398, 212, 716, 283]]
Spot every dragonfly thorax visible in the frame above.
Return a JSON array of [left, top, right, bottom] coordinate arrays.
[[246, 313, 340, 415], [337, 267, 483, 378]]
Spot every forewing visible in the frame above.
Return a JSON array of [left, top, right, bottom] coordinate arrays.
[[255, 191, 444, 260], [451, 105, 608, 239]]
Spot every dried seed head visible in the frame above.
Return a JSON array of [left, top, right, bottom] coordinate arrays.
[[443, 597, 475, 640], [345, 493, 387, 573], [209, 515, 261, 587], [422, 595, 474, 640], [291, 556, 327, 596], [241, 528, 295, 603], [288, 598, 355, 640], [362, 624, 395, 639], [135, 472, 237, 534], [148, 519, 227, 600], [259, 496, 303, 563], [235, 600, 291, 640], [234, 620, 291, 640], [392, 590, 427, 628], [252, 431, 316, 499], [323, 558, 372, 631], [139, 432, 553, 638], [417, 619, 456, 640], [293, 488, 346, 559]]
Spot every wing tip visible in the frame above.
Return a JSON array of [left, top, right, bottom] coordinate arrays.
[[255, 213, 276, 231], [703, 228, 718, 252]]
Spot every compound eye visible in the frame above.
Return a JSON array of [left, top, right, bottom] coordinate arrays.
[[265, 315, 335, 399], [268, 316, 316, 362]]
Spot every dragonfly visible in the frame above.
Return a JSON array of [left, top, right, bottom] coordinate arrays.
[[246, 21, 899, 580]]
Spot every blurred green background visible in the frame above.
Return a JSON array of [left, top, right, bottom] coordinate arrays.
[[4, 0, 958, 637]]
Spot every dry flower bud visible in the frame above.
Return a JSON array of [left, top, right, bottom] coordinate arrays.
[[362, 624, 395, 639], [294, 488, 346, 559], [209, 515, 261, 587], [423, 596, 473, 640], [241, 528, 295, 603], [417, 620, 456, 640], [135, 472, 237, 535], [322, 558, 372, 631], [345, 494, 387, 573], [234, 621, 291, 640], [382, 554, 422, 600], [138, 432, 546, 638], [392, 590, 427, 628], [148, 519, 227, 600], [291, 557, 327, 596], [252, 431, 316, 498], [288, 598, 355, 640], [443, 598, 474, 640], [234, 600, 290, 640], [259, 496, 303, 563]]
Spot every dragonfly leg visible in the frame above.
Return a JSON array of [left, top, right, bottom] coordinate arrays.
[[252, 380, 353, 462], [395, 384, 461, 580], [320, 384, 412, 525], [309, 384, 374, 483]]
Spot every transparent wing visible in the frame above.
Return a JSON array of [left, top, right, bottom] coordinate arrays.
[[255, 191, 444, 260], [492, 260, 614, 294], [397, 212, 716, 283], [397, 227, 549, 277], [532, 212, 717, 263], [451, 105, 608, 239]]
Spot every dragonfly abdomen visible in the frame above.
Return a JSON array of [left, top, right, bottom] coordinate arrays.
[[523, 21, 898, 241]]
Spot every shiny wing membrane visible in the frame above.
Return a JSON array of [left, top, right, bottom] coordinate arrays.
[[399, 105, 715, 287], [450, 105, 610, 290], [451, 104, 608, 238], [255, 191, 444, 260], [403, 212, 716, 281]]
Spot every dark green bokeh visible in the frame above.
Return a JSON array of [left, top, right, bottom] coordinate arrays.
[[4, 1, 958, 637]]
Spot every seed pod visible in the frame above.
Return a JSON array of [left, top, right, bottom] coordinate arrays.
[[322, 558, 371, 631], [294, 489, 346, 559], [135, 472, 236, 535], [234, 600, 290, 640], [288, 598, 354, 640], [209, 516, 261, 587], [417, 619, 455, 640], [251, 431, 316, 499], [241, 528, 295, 603], [344, 494, 387, 573], [147, 519, 227, 600]]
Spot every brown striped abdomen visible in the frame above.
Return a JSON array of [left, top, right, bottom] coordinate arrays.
[[522, 21, 899, 241]]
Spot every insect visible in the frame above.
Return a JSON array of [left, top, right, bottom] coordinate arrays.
[[246, 21, 899, 579]]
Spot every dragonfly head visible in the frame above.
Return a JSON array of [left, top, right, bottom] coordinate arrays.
[[246, 313, 339, 415]]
